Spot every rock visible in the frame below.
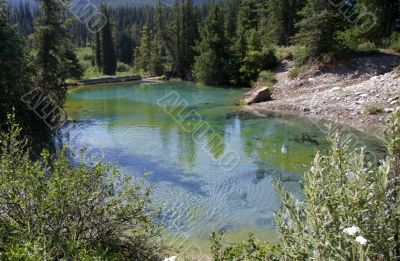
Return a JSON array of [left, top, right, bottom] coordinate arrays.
[[389, 96, 399, 103], [240, 87, 273, 105], [163, 256, 177, 261], [384, 108, 394, 113], [303, 107, 311, 112], [331, 87, 341, 92]]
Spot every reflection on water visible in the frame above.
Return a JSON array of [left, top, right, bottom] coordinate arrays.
[[63, 81, 382, 253]]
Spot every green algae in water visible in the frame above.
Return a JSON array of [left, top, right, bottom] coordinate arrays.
[[62, 81, 383, 255]]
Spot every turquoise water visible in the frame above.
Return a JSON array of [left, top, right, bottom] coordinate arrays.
[[63, 81, 383, 253]]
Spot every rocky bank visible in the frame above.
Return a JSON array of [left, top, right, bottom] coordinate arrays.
[[248, 52, 400, 137]]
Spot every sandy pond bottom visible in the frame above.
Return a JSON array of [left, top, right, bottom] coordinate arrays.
[[63, 81, 383, 256]]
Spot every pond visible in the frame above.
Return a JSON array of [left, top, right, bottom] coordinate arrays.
[[62, 81, 383, 255]]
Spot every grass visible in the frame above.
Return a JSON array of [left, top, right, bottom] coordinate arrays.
[[363, 105, 384, 115]]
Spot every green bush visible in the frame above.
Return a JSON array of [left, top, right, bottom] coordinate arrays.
[[211, 107, 400, 260], [292, 45, 310, 68], [117, 61, 131, 73], [363, 105, 384, 115], [210, 232, 281, 261], [387, 32, 400, 52], [258, 70, 276, 87], [357, 41, 378, 52], [240, 46, 278, 86], [275, 107, 400, 260], [288, 65, 306, 79], [0, 114, 167, 260], [336, 29, 361, 51]]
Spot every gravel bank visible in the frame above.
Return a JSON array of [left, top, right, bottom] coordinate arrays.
[[252, 53, 400, 138]]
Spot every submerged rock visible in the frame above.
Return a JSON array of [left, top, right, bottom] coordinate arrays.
[[240, 87, 273, 105]]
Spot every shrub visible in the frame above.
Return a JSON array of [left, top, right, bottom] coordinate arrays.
[[117, 61, 131, 73], [282, 45, 309, 79], [210, 107, 400, 260], [336, 29, 361, 51], [0, 114, 167, 260], [275, 107, 400, 260], [210, 232, 281, 261], [292, 46, 309, 67], [82, 53, 93, 62], [240, 46, 278, 86], [357, 41, 378, 52], [288, 65, 306, 79], [258, 70, 277, 87], [387, 32, 400, 53], [364, 105, 384, 115]]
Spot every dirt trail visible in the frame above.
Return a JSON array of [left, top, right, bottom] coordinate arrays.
[[252, 52, 400, 137]]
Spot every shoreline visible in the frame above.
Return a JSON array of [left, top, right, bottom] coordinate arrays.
[[246, 104, 386, 140], [242, 54, 400, 139]]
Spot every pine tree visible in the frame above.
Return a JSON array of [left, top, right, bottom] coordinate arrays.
[[262, 0, 306, 46], [224, 0, 240, 38], [356, 0, 399, 42], [100, 4, 117, 76], [193, 4, 230, 85], [117, 33, 134, 65], [0, 0, 52, 145], [181, 0, 198, 74], [150, 36, 166, 76], [294, 0, 345, 58], [135, 24, 152, 73], [33, 0, 69, 104], [0, 0, 32, 122], [94, 32, 102, 69]]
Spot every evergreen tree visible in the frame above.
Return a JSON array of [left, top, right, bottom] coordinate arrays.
[[224, 0, 240, 38], [64, 45, 84, 80], [294, 0, 346, 58], [94, 32, 102, 69], [0, 0, 52, 146], [117, 32, 134, 65], [193, 4, 230, 85], [135, 23, 165, 76], [150, 36, 166, 76], [0, 0, 32, 123], [135, 24, 152, 73], [181, 0, 198, 74], [356, 0, 399, 43], [100, 4, 117, 76], [33, 0, 69, 104]]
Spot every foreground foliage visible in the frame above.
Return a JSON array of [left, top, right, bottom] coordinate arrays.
[[0, 115, 167, 260], [212, 107, 400, 260]]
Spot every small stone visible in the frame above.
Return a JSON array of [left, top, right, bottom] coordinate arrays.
[[303, 107, 311, 112], [384, 108, 394, 113]]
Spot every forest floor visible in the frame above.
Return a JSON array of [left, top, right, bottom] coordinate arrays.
[[252, 51, 400, 138]]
